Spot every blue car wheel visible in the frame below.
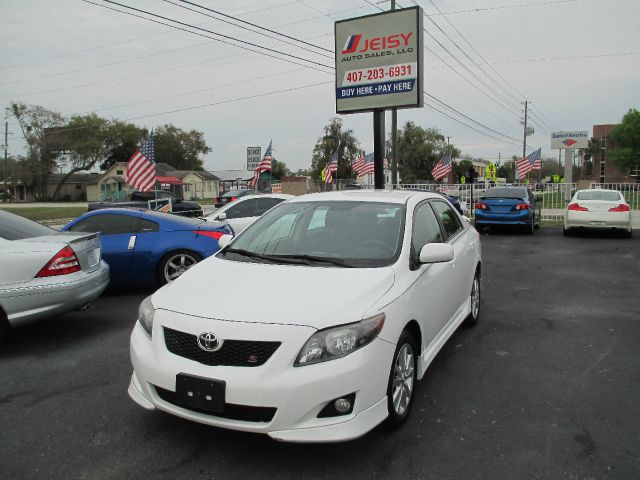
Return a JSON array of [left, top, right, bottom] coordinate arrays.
[[157, 250, 203, 285]]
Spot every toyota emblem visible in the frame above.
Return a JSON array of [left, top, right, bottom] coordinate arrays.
[[197, 332, 222, 352]]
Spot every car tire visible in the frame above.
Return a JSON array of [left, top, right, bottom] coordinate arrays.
[[384, 330, 418, 429], [563, 226, 573, 237], [463, 270, 481, 327], [624, 228, 633, 239], [157, 250, 203, 286], [0, 308, 9, 345]]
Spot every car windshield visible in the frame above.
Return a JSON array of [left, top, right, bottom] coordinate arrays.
[[219, 201, 405, 268], [482, 187, 527, 199], [576, 190, 621, 201], [0, 210, 57, 240]]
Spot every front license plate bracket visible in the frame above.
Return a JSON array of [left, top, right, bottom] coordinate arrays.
[[175, 373, 226, 413]]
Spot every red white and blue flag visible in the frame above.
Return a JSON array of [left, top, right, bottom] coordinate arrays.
[[126, 133, 156, 192], [516, 148, 542, 178], [432, 153, 452, 181], [357, 152, 375, 177], [249, 140, 273, 187], [325, 151, 338, 184]]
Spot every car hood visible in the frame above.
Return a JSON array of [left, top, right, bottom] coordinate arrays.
[[152, 256, 396, 330]]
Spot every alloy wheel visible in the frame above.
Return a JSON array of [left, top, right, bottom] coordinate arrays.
[[164, 253, 199, 282], [392, 343, 415, 416]]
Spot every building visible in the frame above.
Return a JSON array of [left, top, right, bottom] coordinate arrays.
[[88, 163, 220, 202], [46, 173, 101, 201], [580, 124, 639, 184], [210, 170, 255, 193]]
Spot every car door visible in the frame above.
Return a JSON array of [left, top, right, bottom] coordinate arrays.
[[431, 200, 475, 319], [219, 199, 258, 233], [67, 213, 140, 284], [405, 201, 458, 350], [128, 217, 162, 285]]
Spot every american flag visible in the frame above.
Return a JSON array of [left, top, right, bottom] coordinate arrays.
[[358, 152, 375, 177], [432, 153, 452, 181], [249, 140, 273, 187], [516, 148, 542, 178], [325, 150, 338, 184], [126, 133, 156, 192]]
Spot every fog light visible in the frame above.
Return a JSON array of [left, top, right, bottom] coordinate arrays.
[[334, 398, 351, 413], [317, 392, 356, 418]]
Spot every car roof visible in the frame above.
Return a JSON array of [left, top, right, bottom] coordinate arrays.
[[226, 193, 293, 201], [77, 208, 201, 226], [287, 189, 443, 205]]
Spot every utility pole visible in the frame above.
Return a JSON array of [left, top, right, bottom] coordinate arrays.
[[3, 116, 7, 203], [521, 100, 528, 183], [390, 0, 398, 189]]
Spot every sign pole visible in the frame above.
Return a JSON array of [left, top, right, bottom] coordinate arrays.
[[373, 110, 385, 189], [564, 148, 573, 203]]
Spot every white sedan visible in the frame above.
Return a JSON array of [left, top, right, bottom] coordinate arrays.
[[205, 194, 293, 233], [564, 188, 633, 237], [128, 190, 482, 442]]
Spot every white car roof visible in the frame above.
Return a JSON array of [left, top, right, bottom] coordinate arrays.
[[287, 189, 443, 205]]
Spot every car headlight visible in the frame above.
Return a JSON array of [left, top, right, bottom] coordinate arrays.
[[137, 295, 155, 336], [294, 313, 385, 367]]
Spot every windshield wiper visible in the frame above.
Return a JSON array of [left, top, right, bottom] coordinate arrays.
[[222, 248, 283, 263], [272, 254, 354, 267]]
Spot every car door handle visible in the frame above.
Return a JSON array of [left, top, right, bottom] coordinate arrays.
[[128, 235, 137, 251]]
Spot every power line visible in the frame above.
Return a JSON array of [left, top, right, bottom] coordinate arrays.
[[428, 0, 580, 16], [423, 0, 526, 102], [97, 0, 333, 70], [409, 0, 522, 115], [163, 0, 333, 57]]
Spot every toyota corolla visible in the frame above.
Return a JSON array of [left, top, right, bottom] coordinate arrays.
[[128, 190, 482, 442]]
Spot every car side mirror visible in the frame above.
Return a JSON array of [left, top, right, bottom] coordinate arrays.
[[419, 243, 454, 264], [217, 234, 233, 249], [217, 212, 227, 221]]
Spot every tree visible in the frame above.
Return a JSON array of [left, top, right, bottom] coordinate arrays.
[[610, 109, 640, 174], [452, 159, 473, 183], [396, 122, 459, 183], [311, 118, 360, 181], [100, 121, 144, 171], [271, 158, 290, 179], [154, 124, 210, 171], [51, 113, 113, 200], [11, 103, 66, 199], [577, 137, 600, 177]]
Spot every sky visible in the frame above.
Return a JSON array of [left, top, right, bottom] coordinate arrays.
[[1, 0, 639, 173]]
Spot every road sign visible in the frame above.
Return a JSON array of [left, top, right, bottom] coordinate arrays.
[[460, 175, 466, 184], [247, 147, 261, 170], [485, 163, 496, 180]]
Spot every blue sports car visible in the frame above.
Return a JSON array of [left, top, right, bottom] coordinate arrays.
[[62, 209, 232, 287]]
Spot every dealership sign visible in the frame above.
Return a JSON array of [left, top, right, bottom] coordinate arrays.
[[551, 131, 589, 149], [247, 146, 261, 170], [335, 6, 423, 114]]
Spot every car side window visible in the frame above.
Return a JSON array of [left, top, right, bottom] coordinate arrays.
[[137, 218, 160, 233], [224, 199, 257, 219], [68, 214, 137, 235], [412, 203, 443, 264], [255, 198, 284, 216], [431, 201, 463, 240]]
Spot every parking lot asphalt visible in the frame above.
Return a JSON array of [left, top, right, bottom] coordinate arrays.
[[1, 227, 639, 480]]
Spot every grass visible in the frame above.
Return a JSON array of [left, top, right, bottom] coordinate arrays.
[[0, 206, 87, 221]]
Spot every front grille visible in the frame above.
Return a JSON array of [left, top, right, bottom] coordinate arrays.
[[164, 327, 280, 367], [154, 386, 276, 422]]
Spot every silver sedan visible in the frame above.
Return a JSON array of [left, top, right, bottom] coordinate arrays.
[[0, 210, 110, 342]]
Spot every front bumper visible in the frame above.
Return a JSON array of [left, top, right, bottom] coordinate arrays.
[[1, 261, 110, 327], [129, 310, 395, 442]]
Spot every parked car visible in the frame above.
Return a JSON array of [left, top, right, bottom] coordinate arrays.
[[204, 194, 293, 233], [564, 188, 633, 237], [62, 209, 232, 287], [474, 186, 541, 233], [88, 190, 203, 217], [128, 190, 482, 442], [213, 189, 255, 209], [0, 210, 110, 343]]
